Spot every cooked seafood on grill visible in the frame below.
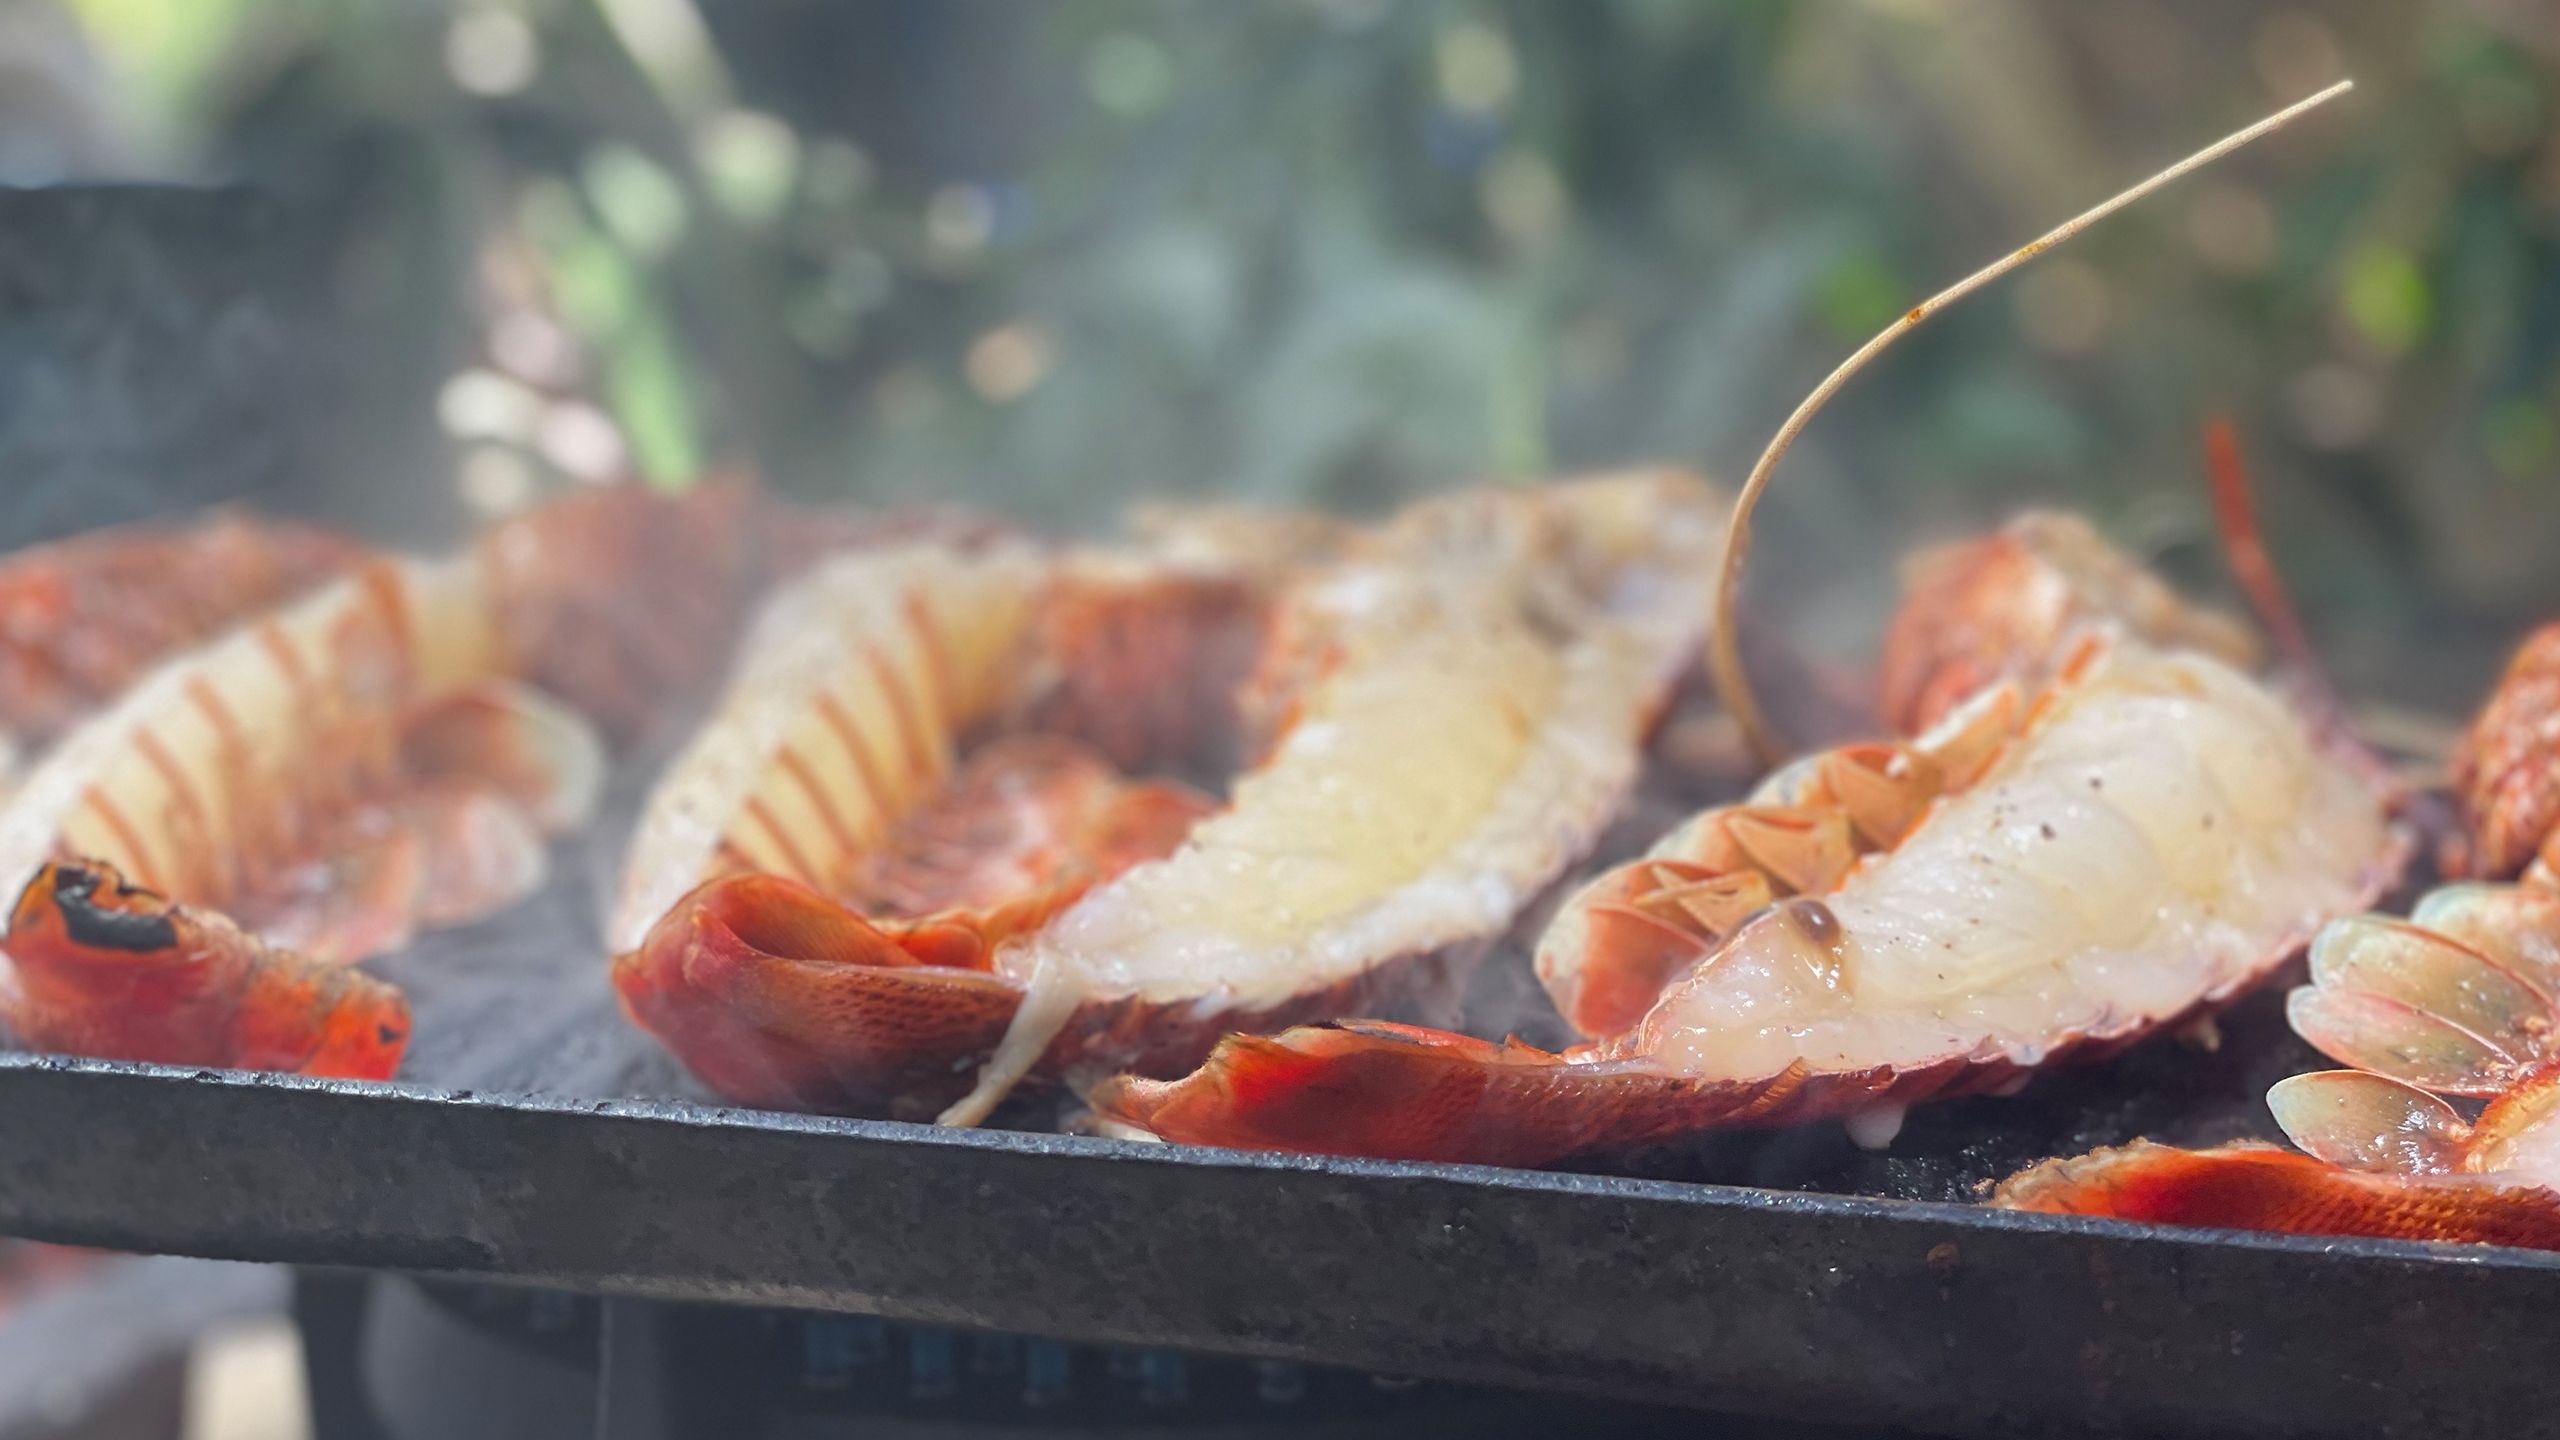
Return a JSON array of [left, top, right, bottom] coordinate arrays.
[[1993, 1136, 2560, 1249], [0, 510, 363, 750], [0, 484, 765, 1080], [1097, 88, 2380, 1166], [1995, 624, 2560, 1249], [1094, 637, 2402, 1163], [1995, 874, 2560, 1248], [2448, 623, 2560, 881], [611, 471, 1725, 1122]]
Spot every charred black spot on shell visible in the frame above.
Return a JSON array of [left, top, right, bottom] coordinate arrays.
[[50, 866, 180, 952]]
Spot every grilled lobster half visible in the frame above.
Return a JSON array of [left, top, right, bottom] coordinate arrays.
[[610, 471, 1726, 1122]]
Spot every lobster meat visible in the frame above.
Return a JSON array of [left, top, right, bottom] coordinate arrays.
[[1094, 637, 2403, 1165], [0, 483, 766, 1079], [611, 471, 1726, 1122], [0, 510, 362, 750], [1994, 621, 2560, 1248]]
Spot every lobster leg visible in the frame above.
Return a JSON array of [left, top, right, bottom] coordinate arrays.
[[1993, 1141, 2560, 1250]]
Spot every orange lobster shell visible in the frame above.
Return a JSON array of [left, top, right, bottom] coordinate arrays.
[[1995, 1139, 2560, 1250], [2450, 623, 2560, 881], [0, 511, 362, 747], [1992, 869, 2560, 1250], [1877, 512, 2258, 736]]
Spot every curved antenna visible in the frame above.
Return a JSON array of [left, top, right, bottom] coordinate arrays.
[[1709, 79, 2355, 764]]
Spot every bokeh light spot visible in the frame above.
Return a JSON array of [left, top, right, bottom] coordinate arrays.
[[927, 184, 997, 264], [537, 402, 628, 481], [1815, 251, 1905, 339], [438, 368, 542, 441], [459, 445, 537, 517], [446, 9, 539, 97], [965, 323, 1053, 402], [2484, 399, 2555, 481], [2251, 11, 2344, 100], [491, 311, 580, 389], [2341, 245, 2430, 355], [803, 140, 876, 209], [582, 144, 689, 261], [1086, 32, 1173, 117], [1436, 23, 1518, 114], [697, 109, 800, 226]]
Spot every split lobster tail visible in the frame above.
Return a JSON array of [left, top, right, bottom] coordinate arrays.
[[0, 483, 804, 1080], [3, 861, 408, 1079], [610, 472, 1731, 1124], [1992, 1141, 2560, 1250]]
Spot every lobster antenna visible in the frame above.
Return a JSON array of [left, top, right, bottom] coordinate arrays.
[[2204, 414, 2425, 803], [2202, 416, 2346, 724], [1709, 78, 2355, 764]]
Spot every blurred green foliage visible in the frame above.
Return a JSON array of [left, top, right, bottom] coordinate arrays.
[[43, 0, 2560, 690]]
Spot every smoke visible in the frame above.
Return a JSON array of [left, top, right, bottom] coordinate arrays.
[[0, 189, 335, 551]]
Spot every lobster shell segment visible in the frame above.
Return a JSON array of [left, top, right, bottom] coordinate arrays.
[[1992, 1141, 2560, 1250], [1092, 1020, 2019, 1167], [2278, 878, 2560, 1181], [1878, 511, 2259, 736], [0, 510, 362, 748], [3, 861, 408, 1079], [2449, 623, 2560, 880], [1097, 640, 2403, 1165]]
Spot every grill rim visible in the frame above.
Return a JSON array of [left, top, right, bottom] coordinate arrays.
[[1, 1051, 2552, 1438]]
